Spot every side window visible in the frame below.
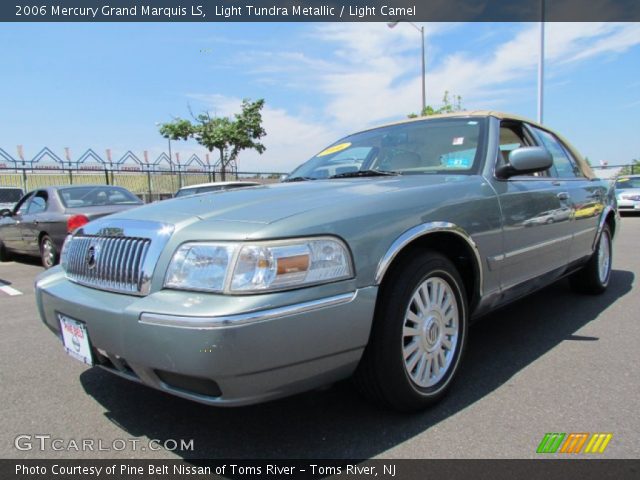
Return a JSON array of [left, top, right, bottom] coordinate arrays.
[[497, 122, 548, 177], [531, 127, 579, 178], [27, 191, 48, 214]]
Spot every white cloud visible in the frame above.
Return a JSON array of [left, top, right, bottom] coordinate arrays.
[[187, 22, 640, 170]]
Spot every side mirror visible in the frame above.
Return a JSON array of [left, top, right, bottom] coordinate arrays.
[[496, 147, 553, 179], [279, 174, 289, 182], [0, 209, 12, 218]]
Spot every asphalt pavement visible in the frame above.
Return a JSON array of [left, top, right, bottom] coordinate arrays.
[[1, 217, 639, 459]]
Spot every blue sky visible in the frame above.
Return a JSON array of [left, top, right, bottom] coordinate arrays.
[[0, 22, 638, 172]]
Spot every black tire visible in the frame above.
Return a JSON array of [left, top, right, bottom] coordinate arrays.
[[40, 234, 59, 269], [569, 224, 612, 295], [354, 250, 468, 412], [0, 239, 10, 262]]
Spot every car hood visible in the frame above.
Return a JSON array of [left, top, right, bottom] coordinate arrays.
[[107, 176, 474, 228]]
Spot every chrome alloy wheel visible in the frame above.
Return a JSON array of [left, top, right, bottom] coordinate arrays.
[[402, 276, 459, 388], [42, 238, 55, 268], [597, 230, 611, 284]]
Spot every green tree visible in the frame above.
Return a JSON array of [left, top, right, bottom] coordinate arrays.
[[408, 91, 464, 118], [619, 159, 640, 175], [159, 98, 266, 180]]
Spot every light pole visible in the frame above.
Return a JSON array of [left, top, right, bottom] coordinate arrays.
[[387, 21, 426, 114], [537, 0, 545, 124]]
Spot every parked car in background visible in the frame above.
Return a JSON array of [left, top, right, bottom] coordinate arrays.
[[614, 175, 640, 213], [0, 185, 143, 268], [523, 206, 572, 226], [0, 187, 24, 211], [174, 181, 260, 198], [35, 112, 617, 412]]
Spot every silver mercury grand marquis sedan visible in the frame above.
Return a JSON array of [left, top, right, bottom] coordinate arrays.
[[35, 112, 618, 411]]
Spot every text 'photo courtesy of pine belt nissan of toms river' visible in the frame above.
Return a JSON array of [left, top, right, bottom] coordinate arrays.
[[35, 112, 618, 412]]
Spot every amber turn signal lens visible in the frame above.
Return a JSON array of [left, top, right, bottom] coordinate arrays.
[[277, 254, 310, 275]]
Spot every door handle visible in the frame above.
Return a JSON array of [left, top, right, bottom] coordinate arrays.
[[557, 192, 570, 200]]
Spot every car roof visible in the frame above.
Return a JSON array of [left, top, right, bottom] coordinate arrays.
[[356, 110, 543, 134], [178, 181, 260, 190], [46, 185, 125, 190]]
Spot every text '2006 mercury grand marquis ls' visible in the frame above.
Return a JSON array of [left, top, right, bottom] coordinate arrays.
[[35, 112, 618, 411]]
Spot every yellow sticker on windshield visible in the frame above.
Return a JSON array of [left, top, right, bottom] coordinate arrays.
[[317, 142, 351, 157]]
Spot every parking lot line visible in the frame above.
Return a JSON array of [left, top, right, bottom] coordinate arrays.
[[0, 281, 22, 296]]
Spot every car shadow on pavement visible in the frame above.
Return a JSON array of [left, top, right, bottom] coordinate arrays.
[[6, 253, 42, 268], [80, 269, 634, 459]]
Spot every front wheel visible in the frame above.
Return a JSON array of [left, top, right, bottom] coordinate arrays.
[[40, 234, 59, 269], [355, 250, 468, 412], [569, 224, 612, 294]]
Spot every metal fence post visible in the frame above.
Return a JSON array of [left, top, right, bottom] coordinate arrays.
[[21, 167, 27, 192], [146, 169, 152, 203], [104, 167, 110, 185]]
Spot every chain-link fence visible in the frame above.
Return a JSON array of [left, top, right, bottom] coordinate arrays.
[[0, 167, 285, 203]]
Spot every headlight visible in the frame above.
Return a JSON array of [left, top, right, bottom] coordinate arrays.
[[164, 237, 353, 293]]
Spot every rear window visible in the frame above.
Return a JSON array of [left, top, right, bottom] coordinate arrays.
[[0, 188, 24, 203], [59, 187, 142, 208]]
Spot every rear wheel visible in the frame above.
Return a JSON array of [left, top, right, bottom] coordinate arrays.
[[569, 224, 612, 294], [40, 234, 59, 269], [355, 250, 468, 412]]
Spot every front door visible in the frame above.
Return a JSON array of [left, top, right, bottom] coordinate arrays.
[[489, 121, 573, 290]]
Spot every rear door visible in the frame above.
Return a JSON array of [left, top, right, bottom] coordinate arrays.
[[489, 120, 573, 289], [19, 190, 51, 253], [529, 126, 604, 263]]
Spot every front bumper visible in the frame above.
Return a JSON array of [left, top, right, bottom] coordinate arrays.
[[616, 199, 640, 211], [35, 268, 377, 406]]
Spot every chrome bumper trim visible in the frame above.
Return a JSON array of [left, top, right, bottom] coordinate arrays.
[[139, 291, 358, 330]]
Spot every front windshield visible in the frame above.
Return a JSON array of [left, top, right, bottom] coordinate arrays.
[[288, 118, 486, 180], [59, 186, 142, 207], [616, 177, 640, 189]]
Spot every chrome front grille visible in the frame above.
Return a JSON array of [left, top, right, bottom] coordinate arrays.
[[64, 235, 152, 294]]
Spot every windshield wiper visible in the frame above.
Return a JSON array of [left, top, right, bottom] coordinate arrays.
[[329, 169, 400, 179], [282, 176, 317, 182]]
